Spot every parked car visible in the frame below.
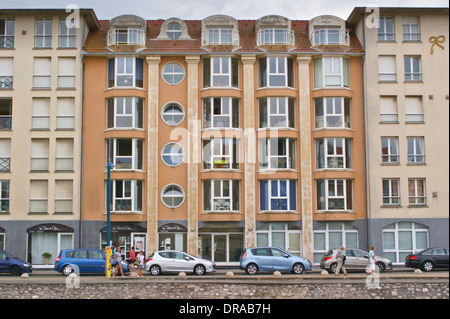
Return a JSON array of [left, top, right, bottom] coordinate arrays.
[[405, 247, 449, 272], [0, 250, 33, 276], [239, 247, 312, 275], [320, 248, 393, 273], [144, 250, 216, 275], [54, 248, 130, 276]]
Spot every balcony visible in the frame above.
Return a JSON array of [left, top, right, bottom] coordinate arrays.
[[310, 29, 350, 46], [257, 29, 295, 46], [107, 28, 145, 46]]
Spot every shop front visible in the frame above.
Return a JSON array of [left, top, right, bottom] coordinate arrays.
[[100, 224, 146, 261], [158, 223, 187, 251], [198, 223, 244, 265], [27, 223, 74, 267]]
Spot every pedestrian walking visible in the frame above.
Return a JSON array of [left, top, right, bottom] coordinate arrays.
[[129, 247, 136, 271], [112, 246, 124, 277], [335, 246, 347, 276], [136, 251, 145, 278], [369, 245, 377, 275]]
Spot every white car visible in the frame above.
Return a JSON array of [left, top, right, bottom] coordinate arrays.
[[145, 250, 216, 275]]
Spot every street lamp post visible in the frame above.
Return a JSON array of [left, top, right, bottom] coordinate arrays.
[[105, 137, 115, 277]]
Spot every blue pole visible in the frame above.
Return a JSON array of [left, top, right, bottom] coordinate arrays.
[[106, 137, 114, 247]]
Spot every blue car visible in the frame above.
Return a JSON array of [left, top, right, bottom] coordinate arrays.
[[240, 247, 312, 275], [55, 249, 130, 276], [0, 250, 33, 276]]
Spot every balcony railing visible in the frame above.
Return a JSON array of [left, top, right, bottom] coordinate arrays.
[[107, 28, 145, 46], [0, 116, 11, 129], [310, 29, 350, 46], [0, 76, 12, 89], [201, 29, 240, 46], [0, 36, 14, 49], [257, 29, 295, 46]]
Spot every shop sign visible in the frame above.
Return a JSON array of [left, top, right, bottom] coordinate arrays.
[[158, 223, 187, 233]]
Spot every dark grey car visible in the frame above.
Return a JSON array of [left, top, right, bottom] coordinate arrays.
[[320, 248, 393, 273]]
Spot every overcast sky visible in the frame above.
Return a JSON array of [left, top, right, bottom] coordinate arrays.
[[1, 0, 448, 20]]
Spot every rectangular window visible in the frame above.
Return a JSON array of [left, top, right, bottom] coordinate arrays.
[[0, 98, 12, 130], [107, 97, 143, 129], [259, 57, 294, 88], [203, 180, 240, 212], [314, 57, 349, 88], [403, 16, 420, 41], [31, 139, 49, 171], [316, 138, 352, 169], [379, 96, 398, 123], [203, 57, 238, 88], [59, 19, 76, 48], [0, 19, 14, 48], [32, 98, 50, 129], [259, 138, 296, 170], [107, 138, 143, 170], [35, 18, 52, 48], [33, 57, 51, 88], [404, 56, 421, 82], [0, 180, 9, 213], [0, 139, 11, 172], [405, 96, 424, 123], [203, 97, 239, 129], [381, 137, 399, 163], [57, 97, 75, 129], [378, 55, 396, 82], [29, 180, 48, 213], [206, 28, 233, 45], [108, 57, 144, 88], [313, 27, 341, 45], [314, 97, 351, 128], [0, 58, 13, 89], [111, 180, 142, 212], [203, 138, 239, 170], [407, 137, 425, 164], [258, 28, 289, 45], [55, 138, 74, 171], [260, 180, 296, 211], [317, 179, 353, 211], [58, 57, 75, 88], [408, 178, 426, 206], [382, 178, 400, 206], [259, 97, 295, 128], [378, 17, 394, 41], [54, 180, 73, 213]]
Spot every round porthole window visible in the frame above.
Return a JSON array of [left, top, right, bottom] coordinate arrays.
[[162, 62, 185, 85], [161, 143, 184, 167], [166, 23, 182, 39], [161, 184, 185, 208], [161, 103, 185, 126]]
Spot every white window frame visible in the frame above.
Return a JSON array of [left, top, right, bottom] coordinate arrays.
[[112, 180, 142, 212], [107, 97, 143, 129], [203, 138, 239, 170], [316, 138, 351, 169], [404, 56, 421, 82], [166, 23, 182, 40], [378, 17, 395, 41], [0, 180, 9, 213], [211, 57, 232, 87], [259, 28, 288, 45], [267, 57, 288, 87], [408, 178, 427, 206], [259, 138, 296, 170], [203, 97, 239, 129], [313, 27, 341, 45], [256, 223, 302, 256], [0, 19, 14, 49], [115, 57, 136, 87], [162, 62, 185, 85], [403, 16, 420, 42], [161, 102, 185, 126], [407, 137, 425, 164], [382, 178, 400, 206], [317, 179, 353, 211], [35, 18, 52, 48], [59, 18, 76, 48], [110, 138, 142, 170], [260, 180, 296, 212], [381, 137, 399, 164], [161, 143, 184, 167], [161, 184, 185, 209], [206, 28, 233, 45], [203, 180, 239, 212]]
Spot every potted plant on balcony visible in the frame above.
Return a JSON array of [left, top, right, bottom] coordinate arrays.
[[42, 252, 52, 265]]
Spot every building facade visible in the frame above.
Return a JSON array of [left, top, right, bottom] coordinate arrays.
[[348, 7, 449, 264], [0, 9, 99, 266], [1, 7, 448, 268]]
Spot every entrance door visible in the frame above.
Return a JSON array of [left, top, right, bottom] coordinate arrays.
[[213, 235, 227, 263], [58, 233, 73, 253], [132, 233, 146, 254]]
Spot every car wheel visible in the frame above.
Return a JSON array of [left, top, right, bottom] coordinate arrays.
[[329, 262, 338, 274], [9, 266, 21, 276], [422, 261, 434, 272], [62, 265, 74, 276], [376, 262, 386, 272], [292, 263, 304, 274], [245, 263, 258, 275], [194, 264, 206, 275], [149, 265, 161, 276]]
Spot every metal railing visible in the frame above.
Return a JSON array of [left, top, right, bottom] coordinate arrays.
[[257, 29, 295, 46], [107, 28, 145, 46], [201, 29, 240, 46], [310, 29, 350, 46]]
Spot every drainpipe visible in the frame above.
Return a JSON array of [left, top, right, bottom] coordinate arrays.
[[360, 13, 370, 251], [79, 15, 86, 248]]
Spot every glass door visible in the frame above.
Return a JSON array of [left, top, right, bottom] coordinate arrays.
[[58, 233, 74, 252], [213, 235, 227, 263]]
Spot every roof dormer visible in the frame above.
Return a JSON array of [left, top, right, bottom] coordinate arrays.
[[201, 15, 239, 51], [156, 18, 192, 40], [256, 15, 294, 50], [309, 15, 349, 48], [107, 14, 146, 49]]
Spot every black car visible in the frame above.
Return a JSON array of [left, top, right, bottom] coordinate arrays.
[[405, 247, 449, 271]]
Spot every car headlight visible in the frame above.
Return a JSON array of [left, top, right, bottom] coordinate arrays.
[[23, 264, 30, 267]]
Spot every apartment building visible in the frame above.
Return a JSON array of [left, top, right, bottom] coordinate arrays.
[[0, 9, 99, 266], [348, 7, 449, 264], [81, 13, 365, 265]]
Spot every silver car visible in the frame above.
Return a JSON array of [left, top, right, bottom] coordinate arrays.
[[144, 250, 216, 276], [320, 248, 393, 273]]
